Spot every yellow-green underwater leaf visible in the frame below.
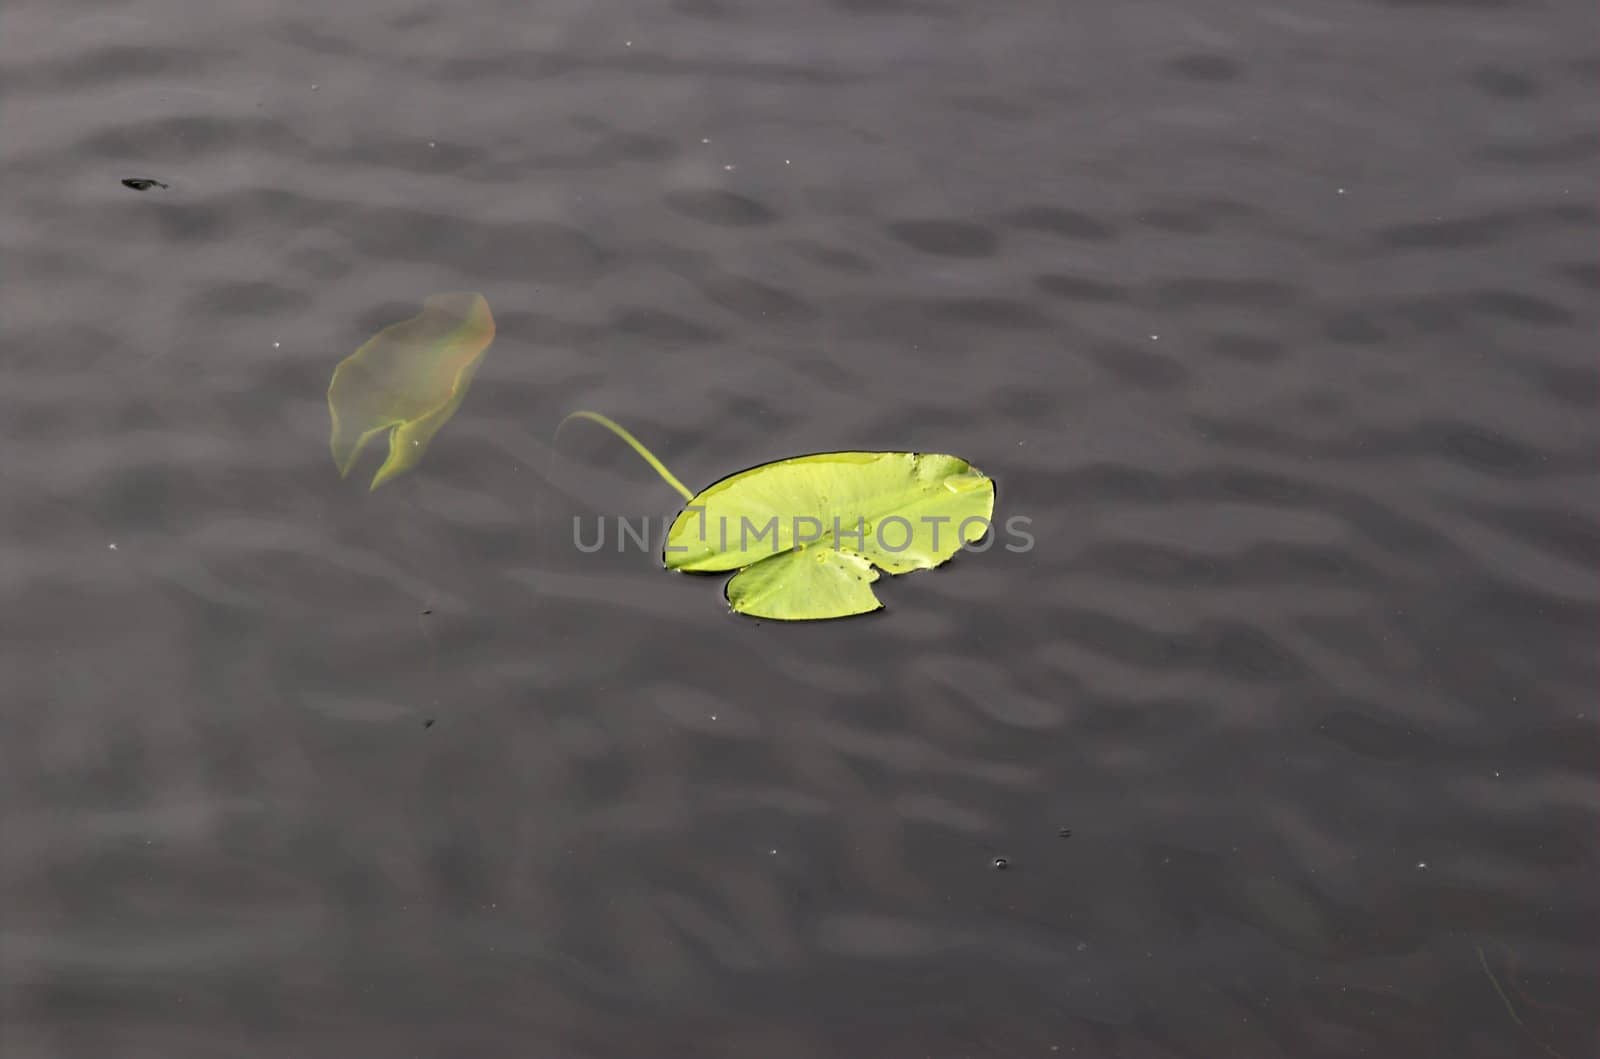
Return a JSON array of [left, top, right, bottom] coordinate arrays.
[[328, 292, 495, 490]]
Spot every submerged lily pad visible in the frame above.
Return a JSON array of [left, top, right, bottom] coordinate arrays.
[[557, 412, 996, 620], [328, 292, 495, 490]]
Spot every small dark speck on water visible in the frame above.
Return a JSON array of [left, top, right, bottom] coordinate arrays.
[[121, 178, 168, 191], [422, 719, 435, 728], [992, 856, 1009, 870], [421, 609, 432, 615], [1058, 828, 1073, 838]]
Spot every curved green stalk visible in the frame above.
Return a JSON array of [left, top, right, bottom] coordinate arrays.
[[553, 410, 693, 502]]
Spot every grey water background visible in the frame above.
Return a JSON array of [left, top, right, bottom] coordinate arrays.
[[2, 0, 1597, 1055]]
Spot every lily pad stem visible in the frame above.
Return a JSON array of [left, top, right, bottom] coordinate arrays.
[[554, 410, 694, 502]]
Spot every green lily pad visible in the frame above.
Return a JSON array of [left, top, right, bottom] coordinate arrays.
[[328, 292, 495, 490], [557, 412, 995, 620], [722, 542, 882, 620], [668, 451, 995, 619]]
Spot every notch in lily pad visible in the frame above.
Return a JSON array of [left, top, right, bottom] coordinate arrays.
[[328, 292, 495, 490], [556, 411, 995, 620]]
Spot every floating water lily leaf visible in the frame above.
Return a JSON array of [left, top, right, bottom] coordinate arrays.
[[559, 412, 995, 620], [328, 292, 494, 490], [719, 541, 882, 620]]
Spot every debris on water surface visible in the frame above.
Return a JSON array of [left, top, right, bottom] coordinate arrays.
[[992, 856, 1009, 870], [1476, 945, 1573, 1059], [1058, 828, 1073, 838], [422, 719, 435, 728], [121, 178, 169, 191]]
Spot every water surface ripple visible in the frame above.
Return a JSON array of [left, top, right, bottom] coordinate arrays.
[[2, 1, 1596, 1056]]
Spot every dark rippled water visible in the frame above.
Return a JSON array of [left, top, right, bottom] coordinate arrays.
[[4, 1, 1597, 1056]]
